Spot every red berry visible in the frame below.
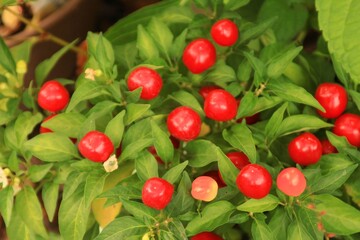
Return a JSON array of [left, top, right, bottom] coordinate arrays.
[[191, 176, 218, 202], [127, 66, 163, 100], [226, 152, 251, 170], [315, 83, 347, 119], [236, 164, 272, 199], [288, 132, 322, 166], [78, 131, 114, 162], [167, 106, 202, 141], [142, 177, 174, 210], [204, 170, 226, 188], [191, 232, 223, 240], [333, 113, 360, 147], [37, 80, 70, 112], [199, 85, 221, 99], [182, 38, 216, 74], [148, 146, 164, 164], [321, 139, 338, 155], [211, 19, 239, 47], [204, 89, 237, 121], [276, 167, 307, 197], [40, 114, 57, 133]]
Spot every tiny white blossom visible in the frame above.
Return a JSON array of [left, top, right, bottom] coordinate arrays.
[[0, 167, 9, 188], [103, 154, 118, 173]]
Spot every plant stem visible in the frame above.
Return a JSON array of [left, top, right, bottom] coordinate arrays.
[[3, 6, 87, 56]]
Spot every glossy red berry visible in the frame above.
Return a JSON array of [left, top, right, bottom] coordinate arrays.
[[236, 164, 272, 199], [288, 132, 322, 166], [315, 83, 347, 119], [211, 19, 239, 46], [167, 106, 202, 141], [142, 177, 174, 210], [37, 80, 70, 112], [182, 38, 216, 74], [78, 131, 114, 162], [191, 176, 218, 202], [40, 114, 57, 133], [204, 89, 237, 121], [127, 66, 163, 100], [276, 167, 307, 197], [333, 113, 360, 147], [226, 152, 251, 170], [199, 85, 221, 99], [191, 232, 223, 240], [321, 139, 338, 155]]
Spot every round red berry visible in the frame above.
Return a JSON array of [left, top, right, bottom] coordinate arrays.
[[167, 106, 202, 141], [199, 86, 221, 99], [204, 89, 237, 121], [191, 232, 223, 240], [142, 177, 174, 210], [333, 113, 360, 147], [315, 83, 347, 119], [211, 19, 239, 46], [288, 132, 322, 166], [127, 66, 163, 100], [191, 176, 218, 202], [276, 167, 307, 197], [40, 114, 57, 134], [37, 80, 70, 112], [226, 152, 251, 170], [78, 131, 114, 162], [236, 164, 272, 199], [321, 139, 338, 155], [182, 38, 216, 74], [204, 170, 226, 188]]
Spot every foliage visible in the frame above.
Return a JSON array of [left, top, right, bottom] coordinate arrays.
[[0, 0, 360, 239]]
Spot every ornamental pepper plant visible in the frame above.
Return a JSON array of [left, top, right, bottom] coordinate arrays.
[[1, 0, 360, 239]]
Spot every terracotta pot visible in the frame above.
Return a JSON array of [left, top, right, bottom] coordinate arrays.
[[4, 0, 101, 87]]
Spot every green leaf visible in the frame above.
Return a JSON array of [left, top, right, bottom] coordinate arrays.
[[7, 209, 35, 240], [316, 0, 360, 84], [326, 131, 360, 160], [135, 150, 158, 181], [237, 96, 283, 118], [169, 90, 204, 117], [114, 42, 138, 71], [136, 25, 159, 60], [267, 77, 324, 111], [206, 63, 237, 85], [25, 133, 79, 162], [151, 120, 174, 163], [124, 103, 152, 125], [147, 17, 173, 59], [28, 163, 53, 182], [0, 186, 14, 226], [258, 0, 308, 42], [84, 171, 109, 207], [349, 90, 360, 111], [162, 161, 188, 184], [167, 172, 194, 216], [170, 29, 188, 59], [224, 0, 250, 11], [276, 115, 332, 137], [59, 188, 89, 240], [42, 182, 59, 222], [105, 110, 126, 148], [296, 207, 323, 240], [267, 46, 303, 79], [0, 37, 16, 76], [308, 164, 358, 195], [251, 217, 275, 240], [42, 112, 86, 138], [287, 218, 313, 240], [265, 102, 288, 139], [268, 208, 290, 240], [15, 186, 48, 238], [236, 92, 257, 119], [89, 33, 115, 77], [243, 51, 265, 80], [66, 81, 106, 112], [120, 138, 153, 161], [121, 199, 157, 221], [62, 172, 87, 200], [35, 40, 76, 86], [94, 216, 148, 240], [240, 17, 277, 44], [14, 111, 42, 147], [237, 194, 279, 213], [314, 194, 360, 235], [223, 124, 257, 163], [186, 201, 235, 235], [217, 147, 239, 188], [185, 140, 218, 167], [86, 100, 119, 120]]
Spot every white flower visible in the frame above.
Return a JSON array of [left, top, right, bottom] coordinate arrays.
[[0, 167, 9, 188], [103, 154, 118, 173]]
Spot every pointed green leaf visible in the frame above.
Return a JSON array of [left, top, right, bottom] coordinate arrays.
[[42, 112, 86, 138], [105, 110, 126, 148], [151, 120, 174, 163], [136, 25, 159, 60], [135, 150, 158, 181], [0, 186, 14, 226], [42, 182, 59, 222], [162, 161, 188, 184], [237, 194, 279, 213]]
